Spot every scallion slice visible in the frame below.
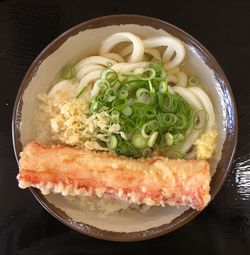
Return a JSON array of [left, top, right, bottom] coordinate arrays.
[[173, 133, 185, 145], [159, 81, 168, 93], [136, 88, 151, 104], [122, 106, 132, 116], [104, 88, 116, 102], [132, 133, 147, 149], [141, 68, 156, 80], [188, 76, 200, 87], [111, 110, 120, 123], [60, 64, 76, 80], [147, 120, 158, 131], [165, 133, 173, 145], [101, 68, 118, 85], [148, 80, 155, 93], [118, 87, 129, 99], [112, 98, 128, 111], [106, 135, 118, 149], [147, 132, 158, 147], [141, 122, 151, 138]]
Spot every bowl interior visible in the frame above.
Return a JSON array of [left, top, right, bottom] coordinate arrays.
[[12, 15, 237, 241]]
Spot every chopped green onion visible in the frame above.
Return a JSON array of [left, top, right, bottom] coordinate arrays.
[[142, 147, 152, 157], [165, 148, 184, 159], [118, 87, 129, 99], [141, 122, 151, 138], [158, 81, 168, 93], [87, 59, 194, 159], [131, 103, 146, 116], [157, 93, 177, 113], [60, 65, 76, 80], [141, 68, 156, 80], [165, 133, 173, 145], [122, 106, 132, 116], [177, 114, 188, 130], [147, 120, 158, 131], [90, 101, 98, 112], [106, 135, 118, 149], [112, 98, 128, 111], [120, 131, 127, 140], [188, 76, 200, 86], [173, 133, 185, 145], [149, 59, 164, 77], [101, 68, 118, 85], [148, 80, 155, 93], [162, 113, 177, 127], [132, 133, 147, 149], [120, 118, 135, 134], [111, 110, 120, 123], [76, 87, 86, 99], [147, 132, 158, 147], [136, 88, 151, 104], [145, 108, 156, 118], [107, 62, 113, 68], [156, 113, 165, 128], [104, 88, 116, 102], [160, 70, 167, 79], [99, 81, 109, 93]]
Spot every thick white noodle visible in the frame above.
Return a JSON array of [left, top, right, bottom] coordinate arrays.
[[133, 67, 144, 74], [77, 64, 104, 80], [111, 62, 149, 73], [162, 47, 175, 63], [119, 45, 132, 57], [179, 129, 201, 154], [103, 53, 125, 63], [188, 87, 216, 129], [99, 32, 144, 63], [76, 70, 102, 95], [119, 37, 184, 69], [168, 86, 175, 94], [167, 72, 187, 86], [176, 71, 188, 87], [48, 80, 73, 97], [76, 56, 117, 71], [90, 79, 102, 98], [142, 36, 185, 70], [167, 67, 180, 75], [144, 48, 162, 60], [172, 86, 205, 153], [172, 86, 203, 110], [167, 74, 178, 83]]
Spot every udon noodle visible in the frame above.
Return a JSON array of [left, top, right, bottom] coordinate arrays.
[[40, 32, 217, 160]]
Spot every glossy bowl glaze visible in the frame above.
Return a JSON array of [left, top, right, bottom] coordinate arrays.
[[12, 15, 238, 241]]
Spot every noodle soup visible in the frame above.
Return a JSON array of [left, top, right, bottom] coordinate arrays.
[[18, 23, 226, 233]]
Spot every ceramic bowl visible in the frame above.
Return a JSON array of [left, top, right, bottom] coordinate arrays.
[[12, 15, 237, 241]]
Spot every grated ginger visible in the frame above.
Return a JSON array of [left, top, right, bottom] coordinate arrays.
[[194, 128, 218, 160]]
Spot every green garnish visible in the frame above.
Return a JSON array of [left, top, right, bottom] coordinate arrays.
[[87, 60, 194, 158], [60, 64, 76, 80], [188, 76, 200, 87], [106, 135, 118, 149]]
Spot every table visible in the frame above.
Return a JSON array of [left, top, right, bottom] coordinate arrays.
[[0, 0, 249, 254]]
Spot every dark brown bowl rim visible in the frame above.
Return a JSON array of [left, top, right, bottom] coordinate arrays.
[[12, 14, 238, 242]]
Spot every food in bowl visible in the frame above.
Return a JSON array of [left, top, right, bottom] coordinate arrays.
[[15, 20, 229, 234], [17, 32, 217, 210]]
